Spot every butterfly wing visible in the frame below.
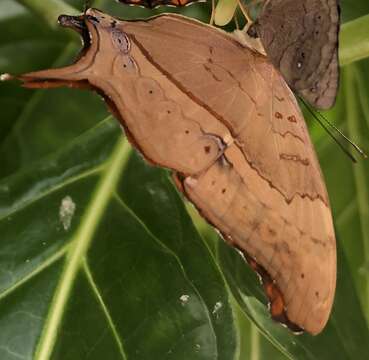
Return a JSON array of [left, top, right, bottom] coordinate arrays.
[[12, 10, 336, 335], [118, 0, 203, 8], [255, 0, 340, 109], [122, 14, 336, 334]]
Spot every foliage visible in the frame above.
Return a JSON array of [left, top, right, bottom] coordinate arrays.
[[0, 0, 368, 359]]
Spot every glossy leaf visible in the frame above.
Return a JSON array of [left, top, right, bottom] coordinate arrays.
[[0, 119, 238, 359]]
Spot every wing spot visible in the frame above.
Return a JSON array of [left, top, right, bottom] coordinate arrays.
[[275, 112, 283, 119], [280, 153, 310, 166], [221, 188, 226, 194], [204, 146, 211, 154], [315, 291, 319, 298], [287, 115, 297, 123], [185, 130, 189, 134], [87, 15, 99, 23], [301, 273, 305, 279], [111, 29, 130, 53]]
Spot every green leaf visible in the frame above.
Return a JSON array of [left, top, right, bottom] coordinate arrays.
[[340, 0, 369, 22], [0, 120, 238, 359], [214, 0, 238, 26], [340, 14, 369, 66]]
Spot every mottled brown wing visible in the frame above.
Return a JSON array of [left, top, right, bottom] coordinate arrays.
[[10, 10, 336, 335], [122, 15, 336, 334], [255, 0, 340, 109], [118, 0, 202, 8]]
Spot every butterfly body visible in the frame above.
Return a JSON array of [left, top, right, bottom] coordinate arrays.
[[10, 9, 336, 335]]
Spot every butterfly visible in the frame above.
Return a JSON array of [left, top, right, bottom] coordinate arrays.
[[4, 8, 336, 335], [118, 0, 340, 109], [251, 0, 340, 110], [118, 0, 200, 8]]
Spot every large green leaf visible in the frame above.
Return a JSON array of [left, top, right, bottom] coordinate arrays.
[[0, 0, 368, 359], [0, 120, 238, 359]]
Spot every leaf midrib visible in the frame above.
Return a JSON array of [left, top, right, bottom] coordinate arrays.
[[34, 137, 131, 360]]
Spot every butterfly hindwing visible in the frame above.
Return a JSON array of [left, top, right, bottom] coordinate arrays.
[[255, 0, 340, 109]]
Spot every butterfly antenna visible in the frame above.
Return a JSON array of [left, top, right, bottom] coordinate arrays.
[[301, 99, 365, 163], [84, 0, 91, 15], [238, 0, 253, 28], [234, 10, 240, 30], [316, 109, 367, 158]]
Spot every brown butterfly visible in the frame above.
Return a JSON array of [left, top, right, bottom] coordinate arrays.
[[118, 0, 340, 109], [3, 8, 336, 335], [118, 0, 200, 8], [252, 0, 340, 110]]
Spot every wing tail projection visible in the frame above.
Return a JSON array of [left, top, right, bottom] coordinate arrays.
[[181, 144, 336, 335]]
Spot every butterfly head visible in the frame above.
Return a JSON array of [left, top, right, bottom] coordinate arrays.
[[57, 8, 115, 47], [2, 8, 131, 88]]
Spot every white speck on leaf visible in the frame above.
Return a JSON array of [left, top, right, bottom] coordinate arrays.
[[179, 294, 190, 305], [195, 344, 201, 352], [212, 301, 222, 314], [59, 196, 76, 231], [0, 73, 11, 81]]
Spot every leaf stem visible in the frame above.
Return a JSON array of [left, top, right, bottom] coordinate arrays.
[[250, 324, 260, 360], [35, 137, 132, 360], [343, 67, 369, 322], [83, 261, 127, 359]]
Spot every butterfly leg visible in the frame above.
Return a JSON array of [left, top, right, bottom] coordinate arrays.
[[237, 0, 254, 30], [209, 0, 216, 25]]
